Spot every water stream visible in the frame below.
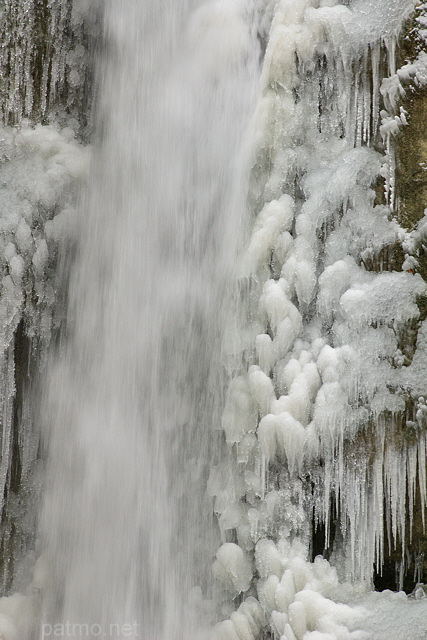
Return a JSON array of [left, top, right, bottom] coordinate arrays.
[[37, 1, 261, 638]]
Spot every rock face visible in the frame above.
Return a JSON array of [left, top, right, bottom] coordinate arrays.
[[396, 88, 427, 233], [397, 12, 427, 232], [377, 8, 427, 593]]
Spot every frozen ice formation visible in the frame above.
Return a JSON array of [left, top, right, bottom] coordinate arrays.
[[211, 0, 427, 638], [0, 123, 88, 591], [0, 0, 96, 134]]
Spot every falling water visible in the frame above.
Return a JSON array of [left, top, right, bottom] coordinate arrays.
[[36, 1, 261, 638]]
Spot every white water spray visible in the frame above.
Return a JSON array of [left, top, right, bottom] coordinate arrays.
[[37, 1, 261, 638]]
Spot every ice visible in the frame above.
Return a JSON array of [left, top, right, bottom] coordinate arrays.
[[255, 333, 274, 374], [0, 122, 88, 594], [0, 0, 95, 134], [258, 413, 279, 462], [213, 620, 242, 640], [288, 599, 308, 638], [222, 374, 257, 444], [283, 624, 298, 640], [339, 272, 425, 327], [240, 195, 294, 276], [276, 570, 297, 611], [213, 536, 368, 640], [256, 538, 283, 579], [213, 543, 253, 596], [213, 597, 265, 640], [32, 239, 49, 277], [248, 366, 276, 417], [214, 0, 427, 637], [345, 590, 427, 640]]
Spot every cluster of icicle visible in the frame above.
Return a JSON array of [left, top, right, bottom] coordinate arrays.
[[0, 123, 88, 594], [0, 0, 93, 595], [0, 0, 95, 132], [209, 1, 427, 639], [380, 2, 427, 208]]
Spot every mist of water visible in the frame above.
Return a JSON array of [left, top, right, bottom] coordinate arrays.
[[38, 2, 261, 638]]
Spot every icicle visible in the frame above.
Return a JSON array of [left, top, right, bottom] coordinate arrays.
[[0, 0, 94, 132], [216, 0, 427, 636]]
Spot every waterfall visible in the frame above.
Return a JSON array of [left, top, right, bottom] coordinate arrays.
[[0, 1, 425, 640], [36, 1, 261, 639]]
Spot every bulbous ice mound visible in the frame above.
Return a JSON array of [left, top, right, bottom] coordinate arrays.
[[211, 0, 427, 638]]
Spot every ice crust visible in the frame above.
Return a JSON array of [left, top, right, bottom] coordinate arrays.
[[0, 123, 88, 595], [0, 2, 94, 596], [211, 1, 427, 639]]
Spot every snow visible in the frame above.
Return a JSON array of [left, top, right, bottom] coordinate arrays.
[[346, 590, 427, 640]]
